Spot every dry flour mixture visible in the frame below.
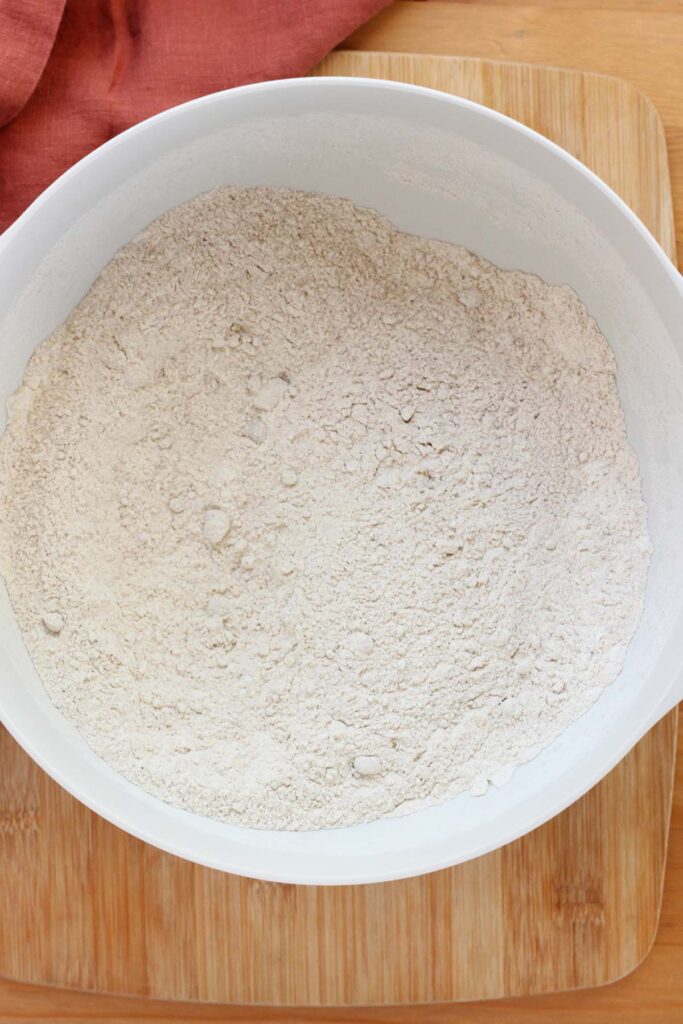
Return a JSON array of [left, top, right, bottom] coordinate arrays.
[[0, 186, 651, 830]]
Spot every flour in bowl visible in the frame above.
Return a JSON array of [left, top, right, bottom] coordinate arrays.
[[0, 187, 651, 829]]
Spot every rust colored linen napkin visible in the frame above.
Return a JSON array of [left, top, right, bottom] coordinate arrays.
[[0, 0, 390, 230]]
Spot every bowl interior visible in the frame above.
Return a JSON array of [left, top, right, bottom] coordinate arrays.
[[0, 79, 682, 883]]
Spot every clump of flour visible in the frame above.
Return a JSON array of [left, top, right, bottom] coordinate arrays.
[[0, 186, 651, 829]]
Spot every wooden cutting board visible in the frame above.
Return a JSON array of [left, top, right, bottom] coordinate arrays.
[[0, 52, 677, 1006]]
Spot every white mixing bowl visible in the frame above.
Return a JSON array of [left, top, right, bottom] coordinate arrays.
[[0, 78, 682, 885]]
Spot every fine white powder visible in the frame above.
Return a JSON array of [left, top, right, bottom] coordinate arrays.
[[0, 186, 651, 830]]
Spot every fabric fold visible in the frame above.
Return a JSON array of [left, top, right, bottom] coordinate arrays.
[[0, 0, 66, 128]]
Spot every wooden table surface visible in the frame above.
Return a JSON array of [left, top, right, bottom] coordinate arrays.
[[2, 2, 682, 1021]]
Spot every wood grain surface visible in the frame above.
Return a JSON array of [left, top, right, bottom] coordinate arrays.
[[1, 43, 680, 1019], [345, 0, 683, 264]]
